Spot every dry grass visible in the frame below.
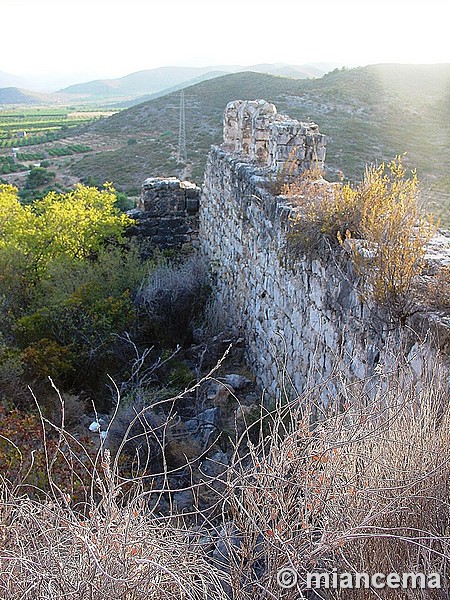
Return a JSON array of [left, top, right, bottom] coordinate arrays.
[[215, 355, 449, 599], [1, 351, 449, 599]]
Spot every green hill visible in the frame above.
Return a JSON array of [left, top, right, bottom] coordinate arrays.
[[69, 65, 450, 223]]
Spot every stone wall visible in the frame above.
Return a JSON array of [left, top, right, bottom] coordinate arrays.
[[128, 177, 200, 250], [223, 99, 326, 175], [200, 100, 450, 400]]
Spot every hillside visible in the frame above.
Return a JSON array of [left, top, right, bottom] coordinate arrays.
[[0, 87, 55, 105], [69, 64, 450, 222], [59, 63, 326, 102], [59, 66, 229, 99]]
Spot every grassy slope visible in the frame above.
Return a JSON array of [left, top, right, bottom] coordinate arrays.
[[70, 65, 450, 223]]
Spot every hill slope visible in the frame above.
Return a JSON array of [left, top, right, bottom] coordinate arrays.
[[59, 63, 326, 102], [70, 65, 450, 222], [0, 87, 56, 105], [60, 66, 230, 99]]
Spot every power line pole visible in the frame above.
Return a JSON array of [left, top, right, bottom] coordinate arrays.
[[177, 90, 187, 164]]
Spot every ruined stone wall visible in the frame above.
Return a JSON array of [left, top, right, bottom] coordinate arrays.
[[200, 100, 450, 400], [223, 99, 326, 174], [128, 177, 200, 251]]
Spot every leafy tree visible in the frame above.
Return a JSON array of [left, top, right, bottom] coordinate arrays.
[[0, 183, 133, 275], [0, 183, 137, 394]]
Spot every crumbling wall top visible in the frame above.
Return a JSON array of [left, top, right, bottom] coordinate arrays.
[[222, 99, 327, 175]]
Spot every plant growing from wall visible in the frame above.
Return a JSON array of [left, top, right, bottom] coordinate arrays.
[[347, 157, 436, 321], [284, 157, 437, 321], [283, 167, 361, 254]]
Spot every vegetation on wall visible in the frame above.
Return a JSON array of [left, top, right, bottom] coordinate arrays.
[[284, 156, 439, 321]]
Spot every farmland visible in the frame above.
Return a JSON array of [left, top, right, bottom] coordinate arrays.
[[0, 106, 119, 190], [0, 107, 115, 147]]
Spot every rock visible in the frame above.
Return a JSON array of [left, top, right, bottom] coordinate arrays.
[[185, 407, 221, 449], [221, 373, 252, 389], [173, 489, 194, 513], [205, 381, 231, 408], [200, 450, 229, 479]]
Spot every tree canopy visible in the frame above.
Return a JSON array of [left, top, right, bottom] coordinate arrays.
[[0, 183, 133, 275]]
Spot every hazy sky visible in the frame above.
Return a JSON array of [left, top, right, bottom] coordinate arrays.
[[2, 0, 449, 84]]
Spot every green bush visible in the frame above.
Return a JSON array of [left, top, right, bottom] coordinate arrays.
[[0, 184, 142, 395], [12, 246, 147, 389], [25, 166, 55, 189]]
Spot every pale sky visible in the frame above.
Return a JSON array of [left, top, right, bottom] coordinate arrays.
[[2, 0, 449, 85]]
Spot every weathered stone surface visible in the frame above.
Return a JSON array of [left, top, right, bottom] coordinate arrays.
[[199, 100, 450, 404], [129, 177, 200, 250], [222, 99, 325, 174]]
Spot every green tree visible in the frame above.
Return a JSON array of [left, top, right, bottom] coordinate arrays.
[[0, 183, 138, 394], [25, 166, 55, 189], [0, 183, 133, 275]]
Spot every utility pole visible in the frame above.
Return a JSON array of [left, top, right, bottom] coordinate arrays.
[[177, 90, 187, 164]]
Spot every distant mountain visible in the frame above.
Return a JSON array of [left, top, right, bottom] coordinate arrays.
[[0, 63, 329, 104], [0, 87, 57, 105], [59, 63, 327, 101], [233, 63, 324, 78], [114, 71, 233, 109], [59, 66, 230, 99], [70, 64, 450, 224]]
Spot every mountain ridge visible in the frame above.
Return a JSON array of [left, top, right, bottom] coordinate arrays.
[[69, 64, 450, 223], [58, 63, 327, 100]]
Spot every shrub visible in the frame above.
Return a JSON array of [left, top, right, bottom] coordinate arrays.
[[114, 191, 135, 212], [422, 265, 450, 312], [215, 353, 450, 598], [0, 183, 134, 276], [24, 166, 55, 189], [1, 349, 449, 599], [283, 167, 361, 254], [137, 255, 210, 345], [0, 401, 96, 501], [284, 157, 437, 321], [21, 338, 74, 380], [12, 246, 148, 390], [349, 157, 436, 320]]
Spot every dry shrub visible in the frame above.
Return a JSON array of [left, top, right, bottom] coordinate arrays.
[[350, 158, 436, 320], [217, 357, 450, 599], [0, 454, 229, 599], [426, 265, 450, 311], [284, 157, 437, 321], [136, 254, 210, 344], [1, 351, 449, 599], [283, 167, 361, 254]]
